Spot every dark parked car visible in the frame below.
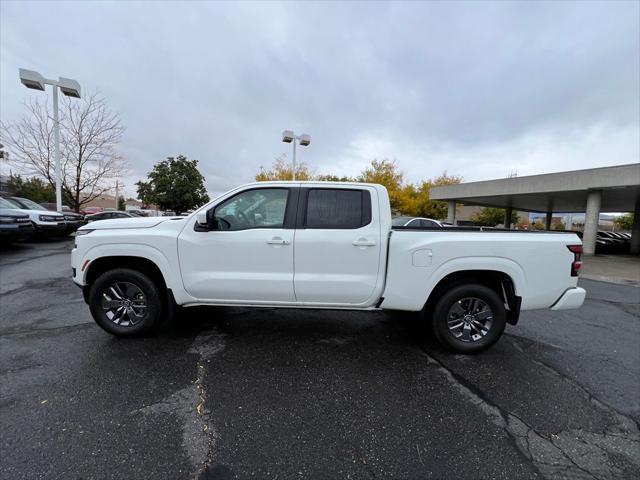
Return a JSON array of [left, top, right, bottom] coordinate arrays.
[[571, 230, 631, 255], [0, 201, 34, 245], [40, 203, 86, 233], [85, 211, 134, 222], [127, 210, 147, 217], [597, 231, 629, 253]]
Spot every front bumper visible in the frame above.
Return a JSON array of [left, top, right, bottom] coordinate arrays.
[[551, 287, 586, 311], [0, 223, 35, 240], [34, 222, 68, 235], [64, 220, 86, 232], [71, 246, 84, 286]]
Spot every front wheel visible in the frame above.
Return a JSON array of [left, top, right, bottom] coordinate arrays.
[[431, 283, 506, 354], [88, 268, 164, 336]]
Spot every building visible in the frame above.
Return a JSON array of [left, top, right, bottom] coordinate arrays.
[[430, 164, 640, 255]]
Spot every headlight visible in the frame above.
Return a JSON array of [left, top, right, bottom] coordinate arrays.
[[39, 215, 62, 222], [75, 229, 94, 236], [0, 216, 16, 223]]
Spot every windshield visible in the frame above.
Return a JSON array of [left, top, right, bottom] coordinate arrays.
[[0, 198, 19, 209], [14, 197, 46, 210], [392, 216, 411, 226]]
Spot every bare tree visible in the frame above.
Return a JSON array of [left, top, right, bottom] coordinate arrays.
[[1, 92, 127, 211]]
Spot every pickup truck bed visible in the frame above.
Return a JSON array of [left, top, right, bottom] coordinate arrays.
[[71, 181, 585, 353]]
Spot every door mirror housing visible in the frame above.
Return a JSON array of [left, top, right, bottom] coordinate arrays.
[[195, 210, 209, 229], [194, 210, 232, 231]]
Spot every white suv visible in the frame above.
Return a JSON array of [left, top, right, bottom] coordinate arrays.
[[3, 197, 67, 237]]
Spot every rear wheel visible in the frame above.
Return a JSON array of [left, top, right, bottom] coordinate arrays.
[[431, 283, 506, 354], [88, 268, 164, 336]]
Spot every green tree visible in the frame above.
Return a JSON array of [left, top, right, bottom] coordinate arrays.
[[255, 157, 313, 181], [6, 174, 58, 204], [472, 207, 519, 227], [614, 213, 634, 231], [117, 195, 125, 211], [136, 155, 210, 213]]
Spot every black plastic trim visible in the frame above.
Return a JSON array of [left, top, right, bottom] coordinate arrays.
[[165, 288, 177, 322], [283, 187, 299, 229], [507, 296, 522, 325]]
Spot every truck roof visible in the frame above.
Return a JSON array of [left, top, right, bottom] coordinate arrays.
[[240, 180, 385, 189]]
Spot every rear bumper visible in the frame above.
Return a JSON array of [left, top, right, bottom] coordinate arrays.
[[551, 287, 586, 311]]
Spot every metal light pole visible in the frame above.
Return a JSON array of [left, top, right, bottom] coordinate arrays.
[[19, 69, 81, 212], [281, 130, 311, 181]]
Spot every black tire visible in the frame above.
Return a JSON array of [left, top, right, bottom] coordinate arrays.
[[88, 268, 164, 336], [431, 283, 506, 354]]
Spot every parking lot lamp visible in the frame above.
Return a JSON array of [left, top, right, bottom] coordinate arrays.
[[281, 130, 311, 181], [19, 69, 81, 212]]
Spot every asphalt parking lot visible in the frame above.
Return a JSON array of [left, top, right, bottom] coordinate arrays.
[[1, 239, 639, 480]]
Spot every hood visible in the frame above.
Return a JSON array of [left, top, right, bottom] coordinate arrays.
[[19, 208, 65, 218], [63, 211, 83, 219], [79, 216, 184, 230], [0, 208, 30, 218]]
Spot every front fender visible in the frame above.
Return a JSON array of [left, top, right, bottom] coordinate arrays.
[[76, 243, 194, 305]]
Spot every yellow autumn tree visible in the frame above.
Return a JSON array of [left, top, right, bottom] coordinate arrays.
[[255, 157, 314, 181], [254, 157, 462, 220], [358, 159, 406, 214], [414, 172, 463, 219]]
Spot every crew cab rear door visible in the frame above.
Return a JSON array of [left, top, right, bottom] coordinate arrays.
[[293, 186, 382, 305], [178, 186, 297, 302]]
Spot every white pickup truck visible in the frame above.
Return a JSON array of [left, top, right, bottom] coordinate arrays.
[[71, 181, 586, 353]]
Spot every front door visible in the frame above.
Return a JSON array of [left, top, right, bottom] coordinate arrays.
[[178, 187, 296, 303]]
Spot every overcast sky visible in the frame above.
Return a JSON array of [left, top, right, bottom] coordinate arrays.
[[1, 0, 638, 197]]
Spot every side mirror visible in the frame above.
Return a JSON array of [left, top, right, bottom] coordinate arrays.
[[195, 211, 208, 228]]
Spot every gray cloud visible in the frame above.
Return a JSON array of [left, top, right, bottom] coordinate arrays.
[[1, 1, 638, 197]]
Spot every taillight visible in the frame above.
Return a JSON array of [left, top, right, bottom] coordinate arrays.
[[567, 245, 582, 277]]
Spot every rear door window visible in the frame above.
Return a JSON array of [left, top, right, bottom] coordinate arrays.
[[305, 189, 371, 229]]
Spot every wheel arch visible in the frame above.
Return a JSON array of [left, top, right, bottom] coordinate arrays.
[[423, 269, 522, 325], [85, 256, 168, 291], [81, 243, 176, 286]]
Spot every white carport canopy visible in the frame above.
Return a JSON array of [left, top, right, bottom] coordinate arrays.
[[430, 164, 640, 255]]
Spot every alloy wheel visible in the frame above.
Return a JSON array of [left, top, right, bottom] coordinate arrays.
[[101, 281, 148, 327], [446, 297, 494, 342]]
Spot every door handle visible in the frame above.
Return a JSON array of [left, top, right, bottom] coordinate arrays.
[[267, 237, 290, 245], [352, 239, 376, 247]]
